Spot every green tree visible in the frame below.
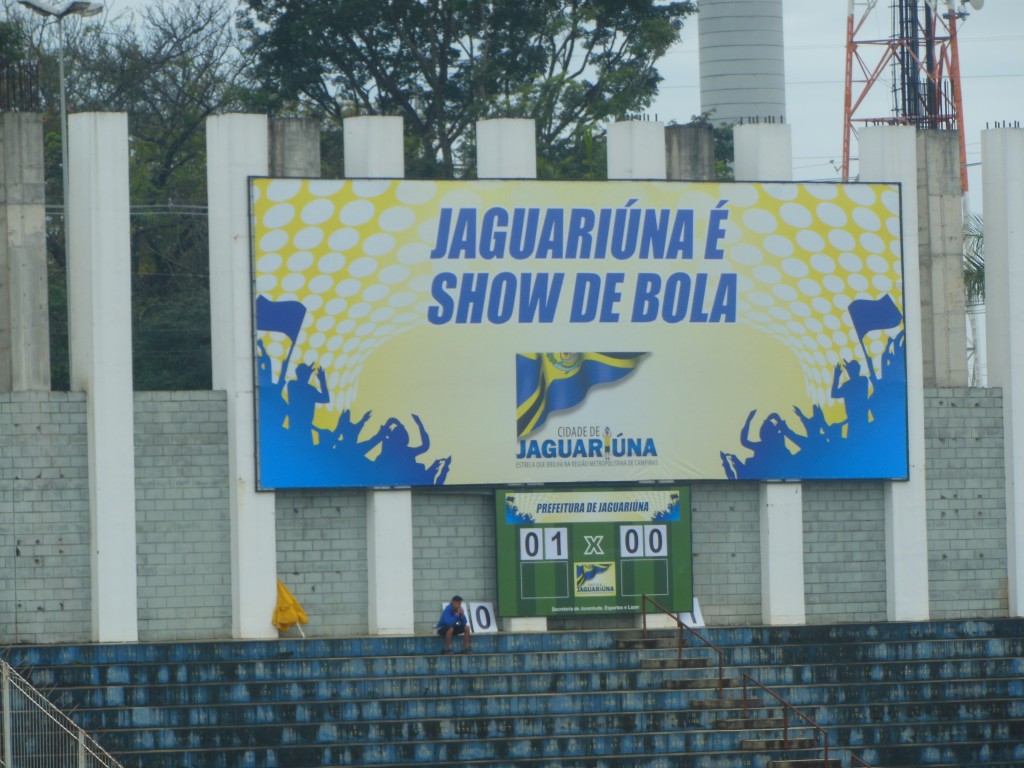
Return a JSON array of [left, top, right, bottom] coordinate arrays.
[[241, 0, 695, 178], [11, 0, 257, 389], [963, 211, 984, 303]]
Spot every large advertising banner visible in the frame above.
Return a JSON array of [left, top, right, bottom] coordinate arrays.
[[250, 179, 908, 489], [495, 488, 692, 618]]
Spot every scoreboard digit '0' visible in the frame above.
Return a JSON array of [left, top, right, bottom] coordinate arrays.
[[495, 487, 692, 618]]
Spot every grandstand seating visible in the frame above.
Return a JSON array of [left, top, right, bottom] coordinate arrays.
[[3, 618, 1022, 768]]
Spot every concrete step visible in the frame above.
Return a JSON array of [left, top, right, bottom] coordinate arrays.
[[20, 647, 644, 688], [737, 656, 1024, 686], [717, 717, 788, 730], [691, 696, 764, 710], [727, 636, 1024, 665], [42, 667, 696, 709], [665, 677, 739, 690], [742, 737, 819, 750], [640, 657, 711, 669]]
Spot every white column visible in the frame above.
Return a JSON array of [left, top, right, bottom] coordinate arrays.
[[607, 120, 667, 180], [344, 116, 405, 178], [475, 118, 548, 632], [759, 484, 805, 623], [207, 114, 278, 639], [859, 126, 930, 621], [733, 123, 806, 625], [343, 116, 415, 635], [477, 119, 537, 179], [733, 123, 792, 181], [605, 119, 682, 629], [67, 113, 138, 642], [982, 128, 1024, 616]]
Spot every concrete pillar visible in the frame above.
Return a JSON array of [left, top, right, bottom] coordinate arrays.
[[605, 119, 681, 629], [859, 126, 930, 621], [343, 116, 404, 179], [981, 128, 1024, 616], [733, 123, 792, 181], [475, 117, 547, 633], [733, 122, 806, 625], [270, 118, 321, 178], [665, 123, 716, 181], [207, 114, 278, 639], [916, 131, 968, 387], [477, 119, 537, 179], [0, 113, 50, 391], [607, 120, 667, 180], [67, 113, 138, 642], [759, 484, 805, 624], [342, 115, 414, 635]]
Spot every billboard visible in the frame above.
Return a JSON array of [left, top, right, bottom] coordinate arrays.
[[250, 179, 908, 489], [495, 487, 692, 618]]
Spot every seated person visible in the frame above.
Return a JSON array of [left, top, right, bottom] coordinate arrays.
[[436, 595, 472, 654]]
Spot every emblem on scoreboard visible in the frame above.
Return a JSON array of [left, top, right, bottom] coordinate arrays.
[[574, 562, 616, 596]]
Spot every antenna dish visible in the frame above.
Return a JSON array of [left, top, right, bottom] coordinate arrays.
[[969, 0, 984, 9]]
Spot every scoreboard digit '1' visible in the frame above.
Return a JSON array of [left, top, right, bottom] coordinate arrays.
[[495, 487, 692, 618]]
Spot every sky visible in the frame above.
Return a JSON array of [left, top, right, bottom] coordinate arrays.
[[102, 0, 1024, 205], [649, 0, 1024, 207]]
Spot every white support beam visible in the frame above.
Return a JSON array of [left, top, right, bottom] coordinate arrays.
[[68, 112, 138, 642], [859, 125, 930, 621], [607, 120, 667, 180], [343, 115, 415, 635], [475, 118, 547, 633], [207, 114, 278, 639], [734, 122, 806, 626], [982, 128, 1024, 616]]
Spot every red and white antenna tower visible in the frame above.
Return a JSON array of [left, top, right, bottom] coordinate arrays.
[[842, 0, 978, 190]]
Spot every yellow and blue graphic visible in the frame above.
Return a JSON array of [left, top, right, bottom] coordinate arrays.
[[575, 563, 616, 596], [249, 178, 908, 488], [516, 353, 646, 438]]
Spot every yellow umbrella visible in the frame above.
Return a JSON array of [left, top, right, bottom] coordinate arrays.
[[273, 579, 309, 636]]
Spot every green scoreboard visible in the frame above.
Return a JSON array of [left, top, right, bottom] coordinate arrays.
[[496, 487, 692, 618]]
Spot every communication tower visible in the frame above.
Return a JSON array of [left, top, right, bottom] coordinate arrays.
[[842, 0, 980, 190]]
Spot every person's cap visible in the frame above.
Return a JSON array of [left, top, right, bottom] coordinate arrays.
[[452, 595, 463, 602]]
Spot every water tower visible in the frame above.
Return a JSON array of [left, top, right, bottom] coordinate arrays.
[[697, 0, 787, 124]]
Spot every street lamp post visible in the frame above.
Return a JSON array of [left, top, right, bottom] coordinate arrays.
[[17, 1, 104, 259]]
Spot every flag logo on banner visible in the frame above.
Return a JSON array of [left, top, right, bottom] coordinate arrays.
[[516, 352, 647, 438], [574, 562, 616, 595], [847, 295, 903, 341]]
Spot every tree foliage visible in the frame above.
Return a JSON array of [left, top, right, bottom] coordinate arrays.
[[8, 0, 695, 390], [241, 0, 695, 177], [9, 0, 255, 389], [963, 212, 984, 303]]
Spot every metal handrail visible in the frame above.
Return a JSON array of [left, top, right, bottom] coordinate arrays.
[[640, 594, 727, 694], [1, 659, 123, 768], [742, 671, 829, 763], [639, 595, 873, 768]]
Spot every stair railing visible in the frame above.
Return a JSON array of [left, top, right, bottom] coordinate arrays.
[[640, 594, 726, 694], [742, 672, 829, 764], [640, 596, 873, 768], [1, 660, 124, 768]]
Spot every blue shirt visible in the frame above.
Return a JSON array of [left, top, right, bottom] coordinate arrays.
[[436, 603, 467, 631]]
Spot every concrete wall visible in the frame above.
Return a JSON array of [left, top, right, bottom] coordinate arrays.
[[0, 392, 90, 643], [134, 391, 231, 640], [0, 386, 1011, 643], [691, 482, 763, 625], [926, 387, 1007, 618], [275, 490, 368, 636], [412, 490, 496, 633], [803, 482, 887, 623]]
